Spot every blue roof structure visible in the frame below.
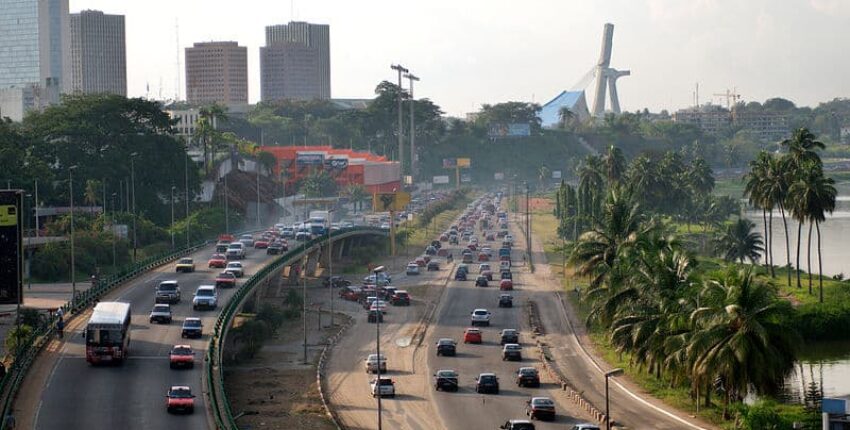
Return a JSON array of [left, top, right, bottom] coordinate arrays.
[[539, 90, 589, 128]]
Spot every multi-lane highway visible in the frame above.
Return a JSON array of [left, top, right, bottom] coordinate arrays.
[[32, 239, 278, 430]]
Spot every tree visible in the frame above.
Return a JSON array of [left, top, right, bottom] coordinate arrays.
[[476, 102, 542, 132], [299, 169, 338, 198], [537, 165, 550, 190], [84, 179, 101, 214], [558, 107, 575, 130], [744, 152, 773, 275], [256, 151, 278, 174], [788, 163, 836, 301], [713, 218, 764, 264], [344, 184, 368, 213], [195, 103, 229, 174], [603, 145, 626, 184]]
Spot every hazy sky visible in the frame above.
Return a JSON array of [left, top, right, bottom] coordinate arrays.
[[70, 0, 850, 116]]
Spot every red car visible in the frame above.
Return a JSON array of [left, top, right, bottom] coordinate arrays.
[[467, 243, 478, 251], [208, 253, 227, 268], [254, 239, 270, 249], [463, 328, 483, 344], [215, 272, 237, 288], [169, 345, 194, 369], [478, 253, 490, 262], [166, 385, 195, 414], [500, 279, 514, 290], [486, 232, 496, 241], [415, 257, 426, 267]]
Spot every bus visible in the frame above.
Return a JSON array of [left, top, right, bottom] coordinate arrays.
[[85, 301, 132, 364]]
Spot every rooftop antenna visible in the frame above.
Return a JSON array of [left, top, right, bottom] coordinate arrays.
[[175, 19, 181, 101]]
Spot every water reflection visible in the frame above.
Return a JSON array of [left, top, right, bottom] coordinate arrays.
[[783, 341, 850, 403]]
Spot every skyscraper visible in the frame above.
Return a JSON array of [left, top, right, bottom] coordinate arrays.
[[184, 41, 248, 106], [0, 0, 69, 120], [70, 10, 126, 96], [260, 21, 330, 101]]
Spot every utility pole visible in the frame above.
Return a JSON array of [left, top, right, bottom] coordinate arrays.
[[390, 64, 408, 174], [111, 193, 117, 269], [224, 165, 230, 234], [34, 179, 39, 238], [404, 72, 419, 182], [171, 186, 176, 248], [302, 257, 308, 364], [185, 153, 190, 248], [130, 152, 138, 261], [372, 266, 385, 430], [526, 182, 531, 264], [257, 160, 261, 228], [328, 209, 336, 327], [69, 166, 78, 308]]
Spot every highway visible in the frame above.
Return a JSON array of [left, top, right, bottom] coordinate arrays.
[[32, 239, 279, 430]]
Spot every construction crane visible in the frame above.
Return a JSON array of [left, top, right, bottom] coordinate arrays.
[[713, 89, 742, 109]]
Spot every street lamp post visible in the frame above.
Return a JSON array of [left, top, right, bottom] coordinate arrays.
[[256, 159, 261, 228], [171, 186, 176, 249], [390, 64, 408, 173], [69, 165, 78, 308], [302, 254, 308, 364], [605, 368, 624, 430], [327, 209, 336, 326], [185, 154, 190, 248], [372, 265, 385, 430], [130, 152, 138, 261], [404, 72, 419, 182], [111, 193, 117, 269], [224, 165, 230, 234]]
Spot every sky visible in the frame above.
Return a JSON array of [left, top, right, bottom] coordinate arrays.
[[70, 0, 850, 117]]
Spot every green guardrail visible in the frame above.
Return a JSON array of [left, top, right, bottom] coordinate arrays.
[[0, 228, 260, 429], [205, 227, 388, 429]]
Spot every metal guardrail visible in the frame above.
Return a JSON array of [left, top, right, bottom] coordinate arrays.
[[205, 227, 388, 430], [0, 228, 259, 429]]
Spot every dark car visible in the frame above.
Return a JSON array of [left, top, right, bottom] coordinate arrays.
[[430, 240, 442, 249], [455, 270, 467, 281], [390, 290, 410, 306], [501, 270, 513, 280], [367, 310, 384, 323], [267, 242, 284, 254], [502, 343, 522, 361], [181, 318, 203, 339], [500, 328, 519, 345], [475, 373, 500, 394], [425, 245, 438, 256], [427, 261, 440, 271], [435, 338, 457, 356], [500, 420, 536, 430], [449, 235, 459, 245], [526, 397, 556, 421], [516, 367, 540, 388], [499, 294, 513, 308], [475, 276, 489, 287], [433, 369, 459, 392]]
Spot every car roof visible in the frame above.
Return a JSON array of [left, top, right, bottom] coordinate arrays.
[[531, 397, 553, 402], [502, 328, 518, 333], [504, 343, 521, 348], [160, 280, 178, 285], [473, 308, 488, 312], [465, 327, 481, 332], [185, 317, 202, 322], [437, 338, 455, 343], [172, 344, 192, 349], [197, 284, 215, 290], [478, 372, 497, 377], [436, 369, 457, 375], [170, 385, 191, 390]]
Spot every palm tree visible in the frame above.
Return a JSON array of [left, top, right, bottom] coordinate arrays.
[[603, 145, 626, 184], [782, 128, 825, 169], [744, 152, 772, 275], [689, 269, 800, 418], [576, 155, 604, 235], [84, 179, 100, 214], [344, 184, 368, 213], [713, 218, 764, 264], [558, 106, 575, 130], [538, 165, 550, 191], [194, 104, 229, 175], [763, 156, 793, 285]]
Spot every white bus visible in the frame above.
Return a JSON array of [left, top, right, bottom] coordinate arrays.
[[85, 301, 132, 365]]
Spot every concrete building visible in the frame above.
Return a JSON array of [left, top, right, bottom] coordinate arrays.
[[672, 104, 731, 136], [672, 104, 790, 142], [184, 41, 248, 106], [261, 21, 330, 101], [69, 10, 126, 96], [539, 90, 591, 127], [0, 0, 70, 120]]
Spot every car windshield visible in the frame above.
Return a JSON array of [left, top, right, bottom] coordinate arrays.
[[438, 339, 454, 345], [375, 378, 393, 385], [520, 368, 538, 376], [227, 263, 241, 268], [172, 346, 192, 355], [197, 289, 214, 297], [479, 375, 497, 382], [474, 310, 487, 316], [158, 284, 176, 291], [533, 398, 554, 407], [153, 305, 169, 312], [211, 254, 224, 259], [503, 330, 517, 336], [178, 258, 192, 264], [169, 388, 192, 398], [506, 344, 521, 350], [184, 319, 202, 328], [438, 371, 457, 378]]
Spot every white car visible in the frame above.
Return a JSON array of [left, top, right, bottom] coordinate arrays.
[[370, 377, 396, 397], [479, 263, 492, 273], [406, 263, 420, 276], [224, 262, 244, 278], [370, 300, 388, 314], [365, 353, 387, 373], [471, 308, 491, 326], [226, 242, 245, 260], [505, 234, 514, 245], [149, 304, 172, 324], [239, 234, 254, 247], [192, 285, 218, 310]]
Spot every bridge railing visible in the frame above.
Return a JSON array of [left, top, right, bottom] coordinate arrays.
[[205, 227, 387, 430]]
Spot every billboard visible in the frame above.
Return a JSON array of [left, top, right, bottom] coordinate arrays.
[[325, 158, 348, 169], [488, 123, 532, 138], [296, 153, 325, 165], [552, 170, 562, 179], [432, 175, 450, 184], [372, 192, 412, 212], [456, 158, 471, 168], [0, 190, 22, 304], [494, 172, 505, 181], [461, 173, 471, 183], [442, 158, 457, 168]]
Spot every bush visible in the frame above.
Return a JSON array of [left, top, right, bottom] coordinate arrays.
[[418, 189, 468, 228], [256, 304, 287, 334], [792, 302, 850, 340], [737, 401, 816, 430], [233, 319, 270, 360], [5, 325, 33, 354]]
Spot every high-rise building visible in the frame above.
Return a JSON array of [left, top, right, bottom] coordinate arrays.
[[184, 41, 248, 106], [69, 10, 126, 96], [0, 0, 70, 120], [260, 21, 330, 101]]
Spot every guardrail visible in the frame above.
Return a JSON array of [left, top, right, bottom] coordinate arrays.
[[0, 228, 257, 429], [205, 227, 388, 430]]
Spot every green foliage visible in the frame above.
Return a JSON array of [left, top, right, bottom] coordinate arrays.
[[417, 190, 468, 227], [233, 319, 270, 360], [475, 101, 542, 133], [170, 207, 238, 243], [713, 218, 765, 264], [737, 400, 815, 430], [5, 324, 33, 354], [17, 308, 44, 328], [298, 169, 338, 197], [256, 304, 288, 335]]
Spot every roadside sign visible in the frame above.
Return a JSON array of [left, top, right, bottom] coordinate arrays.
[[432, 176, 450, 184], [552, 170, 562, 179], [0, 191, 23, 304], [372, 192, 411, 212], [456, 158, 471, 168], [494, 172, 504, 181]]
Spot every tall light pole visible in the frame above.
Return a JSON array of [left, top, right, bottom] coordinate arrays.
[[605, 368, 624, 430], [224, 165, 230, 234], [372, 265, 385, 430], [170, 186, 176, 249], [404, 72, 419, 183], [302, 256, 308, 364], [256, 159, 261, 228], [525, 182, 531, 263], [327, 209, 336, 326], [68, 165, 78, 308], [185, 153, 190, 248], [390, 64, 408, 173], [34, 179, 39, 238], [130, 152, 138, 261], [111, 192, 117, 269]]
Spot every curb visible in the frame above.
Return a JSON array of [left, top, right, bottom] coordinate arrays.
[[317, 314, 354, 430]]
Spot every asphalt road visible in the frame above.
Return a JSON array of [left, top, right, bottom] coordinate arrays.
[[34, 240, 279, 430]]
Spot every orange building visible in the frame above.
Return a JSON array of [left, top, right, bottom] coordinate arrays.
[[259, 146, 402, 194]]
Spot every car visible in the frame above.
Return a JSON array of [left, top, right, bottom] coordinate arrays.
[[439, 233, 449, 242], [280, 227, 295, 238], [367, 309, 384, 323], [254, 238, 269, 249], [499, 247, 511, 258], [165, 385, 195, 414], [380, 286, 397, 301], [267, 242, 284, 254], [475, 373, 500, 394], [149, 304, 172, 324], [169, 345, 195, 369], [215, 241, 230, 253], [471, 309, 491, 326], [363, 272, 391, 286], [295, 229, 311, 241], [175, 258, 195, 273], [499, 294, 513, 308], [406, 263, 420, 275], [226, 242, 245, 260], [500, 261, 512, 271], [526, 397, 556, 421], [478, 252, 490, 262], [390, 290, 410, 306], [500, 279, 514, 291], [192, 285, 218, 310], [433, 369, 459, 391], [480, 270, 492, 281], [570, 424, 601, 430], [155, 280, 181, 304], [208, 253, 227, 268], [239, 234, 254, 247], [486, 232, 496, 241], [215, 271, 237, 288], [462, 253, 473, 264], [479, 263, 492, 273], [224, 261, 244, 278], [430, 240, 442, 249], [500, 329, 520, 345], [505, 234, 514, 244], [454, 270, 467, 281], [467, 243, 478, 252], [365, 353, 387, 373], [500, 420, 536, 430], [425, 245, 438, 256], [435, 338, 457, 356], [427, 261, 440, 271], [503, 343, 523, 361], [181, 317, 203, 338], [481, 246, 493, 257], [457, 264, 469, 275], [414, 257, 427, 267], [516, 367, 541, 387], [497, 230, 508, 238], [501, 270, 513, 280], [463, 327, 483, 344], [370, 377, 395, 398], [475, 276, 489, 287], [370, 300, 388, 314], [449, 235, 459, 245]]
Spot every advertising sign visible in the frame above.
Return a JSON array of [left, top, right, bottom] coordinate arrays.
[[403, 175, 413, 185], [552, 170, 562, 179], [456, 158, 471, 168], [442, 158, 457, 168], [494, 172, 505, 181], [488, 123, 532, 138], [296, 153, 325, 165], [325, 158, 349, 169], [460, 173, 471, 183], [0, 191, 22, 304], [432, 175, 450, 184], [372, 192, 412, 212]]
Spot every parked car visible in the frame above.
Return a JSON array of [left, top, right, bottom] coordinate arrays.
[[149, 304, 172, 324], [435, 338, 457, 356], [165, 385, 195, 414], [463, 327, 483, 344], [499, 294, 513, 308], [181, 317, 203, 338], [406, 263, 420, 275], [192, 285, 218, 310], [470, 309, 491, 326], [208, 253, 227, 268], [175, 258, 195, 273], [516, 367, 541, 387], [370, 377, 396, 398], [224, 261, 244, 278], [365, 353, 387, 373], [155, 280, 181, 304], [500, 329, 519, 345], [433, 369, 459, 392], [526, 397, 556, 421], [215, 271, 237, 288], [169, 345, 195, 369], [503, 343, 523, 361], [475, 373, 500, 394]]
